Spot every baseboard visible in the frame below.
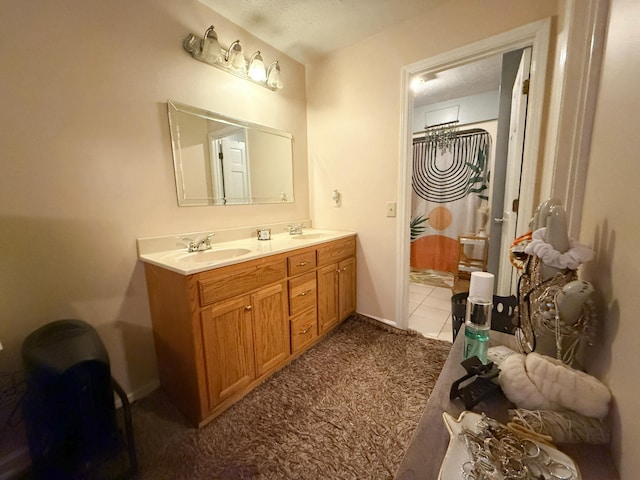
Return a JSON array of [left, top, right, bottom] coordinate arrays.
[[114, 379, 160, 408], [354, 311, 399, 330]]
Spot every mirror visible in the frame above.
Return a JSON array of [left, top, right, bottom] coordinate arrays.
[[167, 100, 294, 206]]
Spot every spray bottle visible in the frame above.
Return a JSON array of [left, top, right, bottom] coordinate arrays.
[[463, 271, 494, 364]]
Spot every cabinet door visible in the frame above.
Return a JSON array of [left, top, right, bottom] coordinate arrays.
[[201, 295, 255, 410], [252, 282, 290, 377], [338, 257, 356, 321], [317, 263, 339, 334]]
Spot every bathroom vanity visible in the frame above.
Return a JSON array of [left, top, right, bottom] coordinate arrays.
[[138, 228, 356, 426]]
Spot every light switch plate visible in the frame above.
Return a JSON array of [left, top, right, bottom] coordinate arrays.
[[386, 201, 397, 217]]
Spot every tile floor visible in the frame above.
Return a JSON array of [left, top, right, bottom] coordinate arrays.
[[408, 281, 454, 343]]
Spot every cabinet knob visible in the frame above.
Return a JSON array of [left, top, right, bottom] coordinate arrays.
[[297, 261, 307, 266], [299, 289, 311, 297], [299, 325, 312, 335], [245, 305, 252, 311]]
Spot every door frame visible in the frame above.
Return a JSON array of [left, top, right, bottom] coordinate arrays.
[[395, 18, 551, 330]]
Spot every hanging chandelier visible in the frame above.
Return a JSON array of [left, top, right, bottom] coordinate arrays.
[[424, 121, 459, 153]]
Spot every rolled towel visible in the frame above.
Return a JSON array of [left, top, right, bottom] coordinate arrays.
[[498, 353, 562, 411], [525, 353, 611, 419]]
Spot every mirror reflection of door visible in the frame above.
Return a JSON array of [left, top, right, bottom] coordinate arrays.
[[410, 47, 531, 296], [209, 131, 251, 205]]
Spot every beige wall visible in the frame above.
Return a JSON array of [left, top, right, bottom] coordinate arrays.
[[3, 0, 635, 474], [306, 0, 559, 322], [579, 0, 640, 476], [0, 0, 308, 397]]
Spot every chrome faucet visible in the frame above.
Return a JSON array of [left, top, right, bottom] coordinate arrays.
[[286, 224, 306, 235], [182, 233, 215, 252]]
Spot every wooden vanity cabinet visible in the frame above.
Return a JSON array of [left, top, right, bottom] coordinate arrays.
[[200, 294, 256, 409], [287, 254, 319, 354], [200, 281, 289, 410], [251, 282, 290, 377], [317, 237, 357, 334], [143, 235, 356, 427]]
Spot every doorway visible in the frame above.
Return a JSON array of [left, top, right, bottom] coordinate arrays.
[[406, 49, 531, 340], [396, 19, 552, 331]]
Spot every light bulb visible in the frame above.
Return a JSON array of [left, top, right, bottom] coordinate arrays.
[[248, 51, 267, 82], [227, 40, 246, 73], [267, 61, 283, 89], [201, 25, 222, 64]]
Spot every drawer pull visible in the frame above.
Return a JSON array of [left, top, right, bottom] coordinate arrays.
[[299, 325, 313, 335], [297, 261, 307, 266], [298, 289, 312, 297], [245, 305, 252, 311]]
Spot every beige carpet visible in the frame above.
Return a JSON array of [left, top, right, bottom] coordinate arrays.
[[129, 315, 451, 480]]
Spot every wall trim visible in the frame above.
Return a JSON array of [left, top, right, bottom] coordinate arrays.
[[544, 0, 610, 239]]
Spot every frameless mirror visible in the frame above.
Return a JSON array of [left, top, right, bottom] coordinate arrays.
[[167, 100, 294, 206]]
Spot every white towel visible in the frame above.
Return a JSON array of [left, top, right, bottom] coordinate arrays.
[[524, 227, 594, 270], [498, 352, 611, 419]]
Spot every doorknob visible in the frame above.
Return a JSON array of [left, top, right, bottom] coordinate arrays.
[[494, 217, 506, 223]]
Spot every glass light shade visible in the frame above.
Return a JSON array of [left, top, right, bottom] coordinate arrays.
[[201, 26, 222, 64], [227, 40, 247, 73], [248, 51, 267, 82], [267, 61, 283, 89]]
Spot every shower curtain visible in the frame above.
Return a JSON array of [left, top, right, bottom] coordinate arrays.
[[410, 129, 490, 274]]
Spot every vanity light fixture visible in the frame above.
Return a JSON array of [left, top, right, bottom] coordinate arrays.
[[248, 51, 267, 82], [183, 25, 283, 91]]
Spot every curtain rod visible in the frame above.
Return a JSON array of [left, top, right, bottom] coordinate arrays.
[[412, 119, 496, 137], [412, 127, 489, 139]]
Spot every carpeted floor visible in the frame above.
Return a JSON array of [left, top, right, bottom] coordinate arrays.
[[127, 314, 451, 480]]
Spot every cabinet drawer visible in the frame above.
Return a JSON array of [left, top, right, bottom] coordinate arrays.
[[287, 250, 317, 277], [290, 308, 318, 354], [317, 236, 356, 266], [288, 271, 317, 316], [199, 259, 286, 306]]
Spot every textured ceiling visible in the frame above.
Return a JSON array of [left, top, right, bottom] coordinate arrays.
[[199, 0, 502, 105], [200, 0, 448, 64], [413, 55, 503, 106]]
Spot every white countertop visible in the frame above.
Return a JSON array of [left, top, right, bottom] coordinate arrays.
[[137, 228, 356, 275]]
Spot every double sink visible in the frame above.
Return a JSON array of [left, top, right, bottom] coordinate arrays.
[[138, 229, 353, 275]]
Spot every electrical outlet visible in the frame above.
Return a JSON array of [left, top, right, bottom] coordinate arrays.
[[386, 201, 396, 217]]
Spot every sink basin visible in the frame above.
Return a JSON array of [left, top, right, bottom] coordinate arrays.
[[174, 247, 252, 263], [291, 233, 329, 240]]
